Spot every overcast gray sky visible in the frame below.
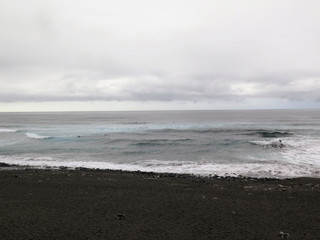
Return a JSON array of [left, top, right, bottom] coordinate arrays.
[[0, 0, 320, 111]]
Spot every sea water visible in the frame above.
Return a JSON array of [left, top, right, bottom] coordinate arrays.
[[0, 110, 319, 178]]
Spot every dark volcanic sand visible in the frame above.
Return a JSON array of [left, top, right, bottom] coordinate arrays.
[[0, 168, 319, 240]]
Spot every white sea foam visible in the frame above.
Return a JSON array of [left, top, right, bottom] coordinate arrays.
[[250, 139, 284, 148], [26, 133, 50, 140], [279, 137, 320, 165], [251, 136, 320, 165], [0, 128, 18, 133], [0, 155, 319, 179]]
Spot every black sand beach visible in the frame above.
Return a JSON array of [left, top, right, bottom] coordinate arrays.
[[0, 167, 319, 240]]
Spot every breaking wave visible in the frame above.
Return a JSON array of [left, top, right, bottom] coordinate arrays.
[[26, 133, 51, 140], [0, 156, 319, 179], [0, 128, 19, 133], [250, 136, 320, 165], [250, 139, 285, 149]]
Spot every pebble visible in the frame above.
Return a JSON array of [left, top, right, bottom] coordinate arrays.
[[115, 214, 125, 220], [279, 231, 290, 238]]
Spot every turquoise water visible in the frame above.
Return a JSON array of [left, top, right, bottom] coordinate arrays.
[[0, 110, 319, 178]]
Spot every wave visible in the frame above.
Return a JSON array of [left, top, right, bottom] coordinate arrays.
[[245, 130, 293, 138], [0, 156, 319, 179], [102, 123, 228, 134], [150, 128, 294, 138], [131, 138, 192, 147], [251, 136, 320, 165], [26, 133, 51, 140], [250, 139, 284, 148], [0, 128, 19, 133], [258, 131, 293, 138], [121, 121, 148, 125], [133, 141, 172, 147]]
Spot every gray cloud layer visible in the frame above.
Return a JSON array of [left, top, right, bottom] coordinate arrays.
[[0, 0, 320, 107]]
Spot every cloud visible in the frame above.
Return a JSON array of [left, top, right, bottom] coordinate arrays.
[[0, 0, 320, 109]]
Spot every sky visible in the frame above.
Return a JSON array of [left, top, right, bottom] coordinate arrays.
[[0, 0, 320, 111]]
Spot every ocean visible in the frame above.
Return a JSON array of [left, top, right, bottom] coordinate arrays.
[[0, 110, 319, 178]]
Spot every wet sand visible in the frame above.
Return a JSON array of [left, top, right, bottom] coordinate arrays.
[[0, 167, 319, 240]]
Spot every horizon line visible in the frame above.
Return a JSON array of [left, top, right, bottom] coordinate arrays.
[[0, 108, 319, 114]]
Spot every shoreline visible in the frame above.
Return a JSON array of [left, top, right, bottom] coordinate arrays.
[[1, 165, 320, 239], [1, 162, 318, 180]]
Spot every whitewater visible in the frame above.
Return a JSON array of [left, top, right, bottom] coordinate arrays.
[[0, 110, 319, 178]]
